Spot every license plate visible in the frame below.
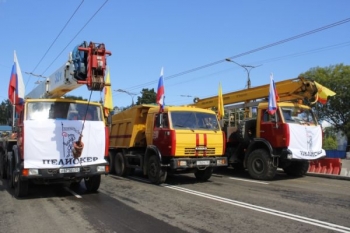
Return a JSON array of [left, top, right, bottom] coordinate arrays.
[[197, 160, 210, 166], [59, 167, 80, 173], [196, 146, 207, 151]]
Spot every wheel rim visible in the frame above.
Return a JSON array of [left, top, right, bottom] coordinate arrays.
[[14, 173, 19, 184], [149, 161, 157, 178], [252, 158, 265, 174]]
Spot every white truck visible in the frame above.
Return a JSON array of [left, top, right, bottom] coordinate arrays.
[[0, 41, 112, 197]]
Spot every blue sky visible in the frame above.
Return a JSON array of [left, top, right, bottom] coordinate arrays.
[[0, 0, 349, 108]]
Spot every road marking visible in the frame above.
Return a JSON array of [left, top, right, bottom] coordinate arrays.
[[64, 187, 82, 198], [228, 177, 269, 184], [163, 185, 350, 233]]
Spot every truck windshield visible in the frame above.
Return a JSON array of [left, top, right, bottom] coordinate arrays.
[[170, 111, 220, 130], [26, 102, 102, 121], [281, 106, 316, 125]]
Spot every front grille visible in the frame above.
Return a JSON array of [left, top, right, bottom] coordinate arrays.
[[47, 169, 59, 175], [184, 148, 216, 155], [81, 167, 91, 173]]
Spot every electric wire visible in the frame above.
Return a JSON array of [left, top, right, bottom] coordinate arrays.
[[122, 17, 350, 92], [113, 40, 350, 104], [25, 0, 84, 88], [41, 0, 109, 75]]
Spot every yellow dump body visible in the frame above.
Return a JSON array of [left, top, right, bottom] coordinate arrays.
[[109, 104, 225, 158], [109, 105, 151, 148]]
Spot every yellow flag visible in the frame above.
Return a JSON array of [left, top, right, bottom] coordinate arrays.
[[218, 82, 224, 119], [314, 81, 336, 104], [104, 67, 113, 114]]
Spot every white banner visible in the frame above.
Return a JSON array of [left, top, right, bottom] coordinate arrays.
[[24, 119, 106, 168], [288, 124, 326, 160]]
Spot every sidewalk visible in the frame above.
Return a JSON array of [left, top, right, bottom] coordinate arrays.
[[306, 158, 350, 181]]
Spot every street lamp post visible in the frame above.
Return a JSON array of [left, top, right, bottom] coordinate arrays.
[[225, 58, 260, 89], [114, 89, 137, 106], [225, 58, 261, 118]]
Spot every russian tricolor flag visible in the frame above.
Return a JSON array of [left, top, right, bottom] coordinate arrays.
[[268, 73, 279, 115], [8, 51, 25, 113], [156, 67, 165, 112]]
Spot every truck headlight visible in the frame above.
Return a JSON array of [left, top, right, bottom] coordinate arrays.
[[97, 166, 106, 172], [178, 161, 187, 166], [29, 169, 39, 175], [217, 158, 227, 165]]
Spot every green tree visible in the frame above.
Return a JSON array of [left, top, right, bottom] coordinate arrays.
[[0, 100, 12, 125], [301, 64, 350, 140], [323, 136, 337, 150], [136, 88, 156, 105]]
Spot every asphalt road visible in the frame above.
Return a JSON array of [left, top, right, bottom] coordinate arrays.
[[0, 169, 349, 233]]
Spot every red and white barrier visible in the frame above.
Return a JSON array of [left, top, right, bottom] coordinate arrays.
[[308, 158, 342, 175]]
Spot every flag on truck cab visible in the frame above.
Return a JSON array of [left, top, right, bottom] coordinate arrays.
[[218, 82, 224, 120], [103, 67, 113, 116], [156, 67, 165, 112], [268, 73, 279, 115], [314, 81, 336, 104], [8, 51, 25, 113]]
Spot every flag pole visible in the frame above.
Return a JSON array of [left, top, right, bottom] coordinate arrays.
[[12, 89, 16, 129], [11, 51, 16, 130]]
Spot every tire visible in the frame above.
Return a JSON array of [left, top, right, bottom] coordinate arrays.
[[283, 161, 309, 177], [84, 175, 101, 192], [14, 172, 29, 198], [114, 152, 128, 176], [247, 149, 277, 180], [108, 151, 115, 174], [7, 155, 14, 188], [147, 155, 167, 184], [0, 152, 7, 179], [194, 167, 213, 182]]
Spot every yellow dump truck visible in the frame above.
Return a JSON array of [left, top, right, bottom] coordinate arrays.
[[108, 104, 227, 184]]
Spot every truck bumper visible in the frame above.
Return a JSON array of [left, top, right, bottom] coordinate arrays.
[[169, 157, 227, 170], [18, 163, 109, 184]]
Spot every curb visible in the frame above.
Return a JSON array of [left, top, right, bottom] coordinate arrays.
[[306, 172, 350, 181]]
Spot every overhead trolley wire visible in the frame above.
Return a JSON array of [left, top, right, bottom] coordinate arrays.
[[41, 0, 109, 75], [25, 0, 85, 87], [124, 17, 350, 92]]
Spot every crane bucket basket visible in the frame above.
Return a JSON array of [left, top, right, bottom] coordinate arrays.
[[77, 42, 112, 91]]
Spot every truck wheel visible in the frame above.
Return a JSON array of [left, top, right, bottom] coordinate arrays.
[[194, 167, 213, 182], [247, 149, 276, 180], [114, 152, 128, 176], [0, 152, 6, 179], [14, 173, 29, 198], [84, 175, 101, 192], [147, 155, 167, 184], [7, 154, 14, 188], [283, 161, 309, 177], [108, 151, 115, 174]]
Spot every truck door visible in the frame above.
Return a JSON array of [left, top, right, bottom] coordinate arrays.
[[259, 109, 286, 148], [153, 113, 172, 156]]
